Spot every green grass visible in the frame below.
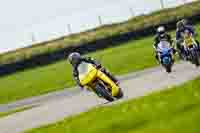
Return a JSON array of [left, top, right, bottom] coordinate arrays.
[[0, 106, 33, 118], [26, 76, 200, 133], [0, 1, 200, 65], [0, 24, 200, 105]]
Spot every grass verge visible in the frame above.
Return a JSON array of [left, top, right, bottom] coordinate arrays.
[[0, 1, 200, 65], [0, 24, 199, 104], [26, 76, 200, 133]]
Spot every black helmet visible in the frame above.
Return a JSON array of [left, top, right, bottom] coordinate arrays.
[[157, 26, 165, 36], [68, 52, 81, 65]]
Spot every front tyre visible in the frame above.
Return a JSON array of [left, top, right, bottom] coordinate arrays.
[[95, 81, 114, 102], [165, 65, 172, 73], [162, 56, 172, 73]]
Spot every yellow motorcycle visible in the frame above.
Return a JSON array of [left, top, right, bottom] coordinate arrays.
[[78, 62, 123, 102], [183, 31, 200, 67]]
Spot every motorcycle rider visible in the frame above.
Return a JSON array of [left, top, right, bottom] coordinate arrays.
[[153, 26, 174, 63], [182, 19, 194, 31], [182, 19, 200, 47], [68, 52, 119, 88], [176, 19, 200, 59]]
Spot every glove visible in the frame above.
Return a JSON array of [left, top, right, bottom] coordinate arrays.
[[96, 64, 102, 69], [172, 48, 177, 54]]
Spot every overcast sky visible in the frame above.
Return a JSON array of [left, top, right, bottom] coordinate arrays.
[[0, 0, 123, 53], [0, 0, 192, 53], [0, 0, 110, 32]]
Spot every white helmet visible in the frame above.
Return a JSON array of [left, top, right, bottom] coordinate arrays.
[[157, 26, 165, 34], [157, 26, 166, 38]]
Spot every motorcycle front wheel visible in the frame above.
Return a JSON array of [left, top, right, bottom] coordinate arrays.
[[165, 65, 172, 73], [94, 81, 114, 102]]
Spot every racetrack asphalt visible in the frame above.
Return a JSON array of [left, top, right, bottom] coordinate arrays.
[[0, 61, 200, 133]]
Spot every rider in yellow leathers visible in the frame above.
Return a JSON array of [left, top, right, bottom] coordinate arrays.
[[68, 52, 120, 97], [176, 19, 200, 60]]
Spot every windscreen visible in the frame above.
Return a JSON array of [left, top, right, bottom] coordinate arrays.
[[77, 62, 90, 75], [158, 41, 170, 51]]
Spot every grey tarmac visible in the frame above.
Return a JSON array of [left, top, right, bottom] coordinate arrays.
[[0, 61, 200, 133]]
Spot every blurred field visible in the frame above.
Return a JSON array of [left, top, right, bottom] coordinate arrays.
[[26, 75, 200, 133]]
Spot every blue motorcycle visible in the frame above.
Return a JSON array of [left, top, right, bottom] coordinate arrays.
[[157, 42, 173, 73]]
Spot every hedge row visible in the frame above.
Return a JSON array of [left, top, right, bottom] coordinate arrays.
[[0, 1, 200, 66]]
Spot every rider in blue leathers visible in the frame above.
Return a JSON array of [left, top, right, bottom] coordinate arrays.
[[153, 26, 174, 62]]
